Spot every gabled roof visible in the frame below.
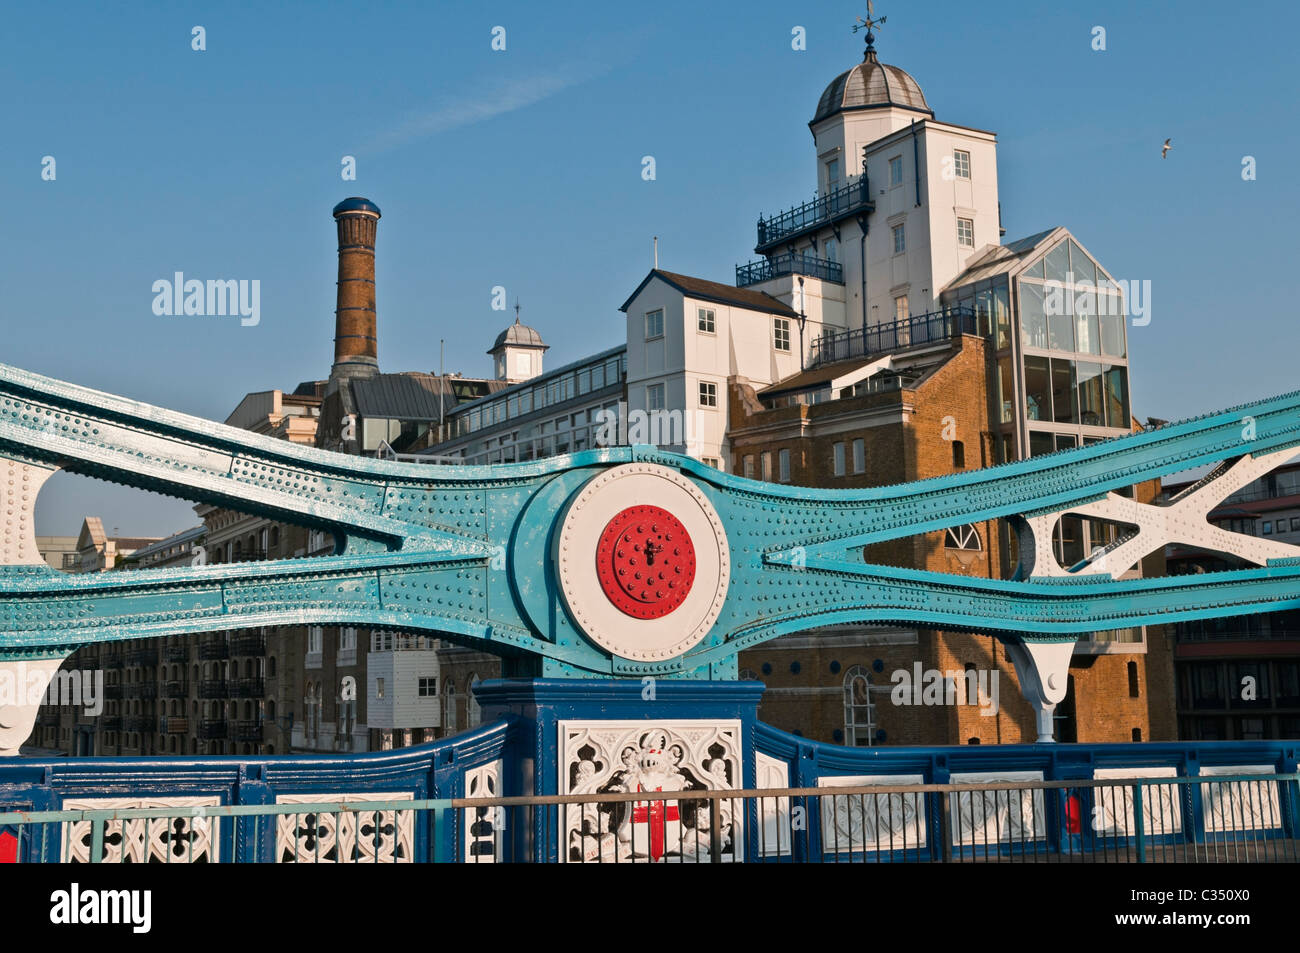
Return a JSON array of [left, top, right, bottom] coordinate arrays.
[[941, 227, 1063, 291], [620, 269, 798, 318]]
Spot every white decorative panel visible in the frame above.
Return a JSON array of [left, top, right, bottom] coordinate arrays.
[[755, 752, 791, 858], [274, 792, 413, 863], [1092, 767, 1182, 836], [948, 770, 1046, 846], [1199, 765, 1283, 833], [559, 719, 742, 863], [818, 774, 926, 854], [464, 760, 503, 863], [62, 796, 220, 863]]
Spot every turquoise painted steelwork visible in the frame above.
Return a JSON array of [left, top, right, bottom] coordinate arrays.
[[1, 361, 1298, 681]]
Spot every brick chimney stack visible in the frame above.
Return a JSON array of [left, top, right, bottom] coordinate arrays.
[[330, 197, 382, 380]]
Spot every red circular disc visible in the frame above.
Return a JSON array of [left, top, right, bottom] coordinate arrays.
[[595, 505, 696, 619]]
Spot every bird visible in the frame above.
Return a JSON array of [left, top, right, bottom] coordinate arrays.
[[1161, 138, 1172, 159]]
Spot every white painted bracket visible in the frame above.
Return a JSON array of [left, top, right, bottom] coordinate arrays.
[[1002, 640, 1075, 743], [0, 657, 68, 756]]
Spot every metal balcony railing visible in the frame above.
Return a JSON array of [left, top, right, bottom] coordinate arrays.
[[126, 648, 156, 667], [162, 680, 189, 699], [103, 684, 123, 700], [198, 680, 229, 699], [123, 682, 157, 700], [231, 678, 265, 699], [162, 717, 189, 734], [165, 645, 189, 663], [756, 175, 873, 251], [808, 307, 978, 369], [232, 722, 263, 742], [231, 634, 266, 656], [99, 715, 121, 731], [199, 719, 227, 740], [198, 641, 229, 660], [124, 716, 150, 733], [736, 253, 844, 288]]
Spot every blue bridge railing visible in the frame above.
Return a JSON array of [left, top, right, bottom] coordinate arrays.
[[3, 721, 1299, 863]]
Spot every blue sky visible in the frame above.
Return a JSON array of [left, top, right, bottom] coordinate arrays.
[[4, 0, 1295, 536]]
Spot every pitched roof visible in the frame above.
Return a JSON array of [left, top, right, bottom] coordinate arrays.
[[351, 373, 506, 422], [619, 269, 798, 318]]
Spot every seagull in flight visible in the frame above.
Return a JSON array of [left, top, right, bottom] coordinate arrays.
[[1161, 138, 1172, 159]]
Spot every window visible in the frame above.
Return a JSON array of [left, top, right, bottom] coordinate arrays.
[[952, 440, 966, 468], [743, 455, 756, 479], [825, 157, 840, 192], [892, 224, 905, 255], [945, 524, 982, 551], [893, 295, 909, 322], [307, 626, 322, 654], [953, 149, 971, 179], [761, 451, 773, 482], [1127, 661, 1140, 698], [1292, 518, 1300, 532], [773, 318, 791, 352], [418, 677, 437, 697], [699, 381, 717, 407], [832, 442, 846, 476], [844, 665, 876, 746], [957, 217, 974, 247], [1263, 521, 1273, 535], [889, 156, 903, 186], [697, 308, 715, 333], [646, 383, 665, 411], [645, 309, 664, 339], [778, 449, 791, 483], [376, 678, 385, 699], [852, 438, 865, 474], [701, 457, 720, 469], [824, 237, 838, 263]]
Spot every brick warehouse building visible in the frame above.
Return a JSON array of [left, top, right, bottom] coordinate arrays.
[[728, 329, 1174, 745]]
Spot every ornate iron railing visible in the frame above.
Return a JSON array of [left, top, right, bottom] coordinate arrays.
[[756, 175, 873, 250], [809, 307, 978, 368], [736, 253, 844, 287]]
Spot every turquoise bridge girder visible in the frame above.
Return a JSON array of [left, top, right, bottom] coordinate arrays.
[[1, 361, 1299, 747]]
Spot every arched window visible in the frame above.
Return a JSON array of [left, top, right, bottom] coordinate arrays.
[[267, 699, 276, 720], [268, 656, 277, 678], [843, 665, 876, 747], [945, 524, 982, 551], [1127, 660, 1140, 698], [952, 440, 966, 469], [739, 668, 759, 682], [270, 526, 280, 548]]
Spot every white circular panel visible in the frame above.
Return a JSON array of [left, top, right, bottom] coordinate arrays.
[[556, 463, 730, 662]]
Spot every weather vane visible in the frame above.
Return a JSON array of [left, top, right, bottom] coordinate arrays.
[[852, 1, 886, 36], [852, 1, 886, 58]]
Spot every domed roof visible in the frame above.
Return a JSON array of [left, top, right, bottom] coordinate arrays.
[[489, 317, 547, 353], [812, 44, 931, 126], [332, 196, 382, 217]]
